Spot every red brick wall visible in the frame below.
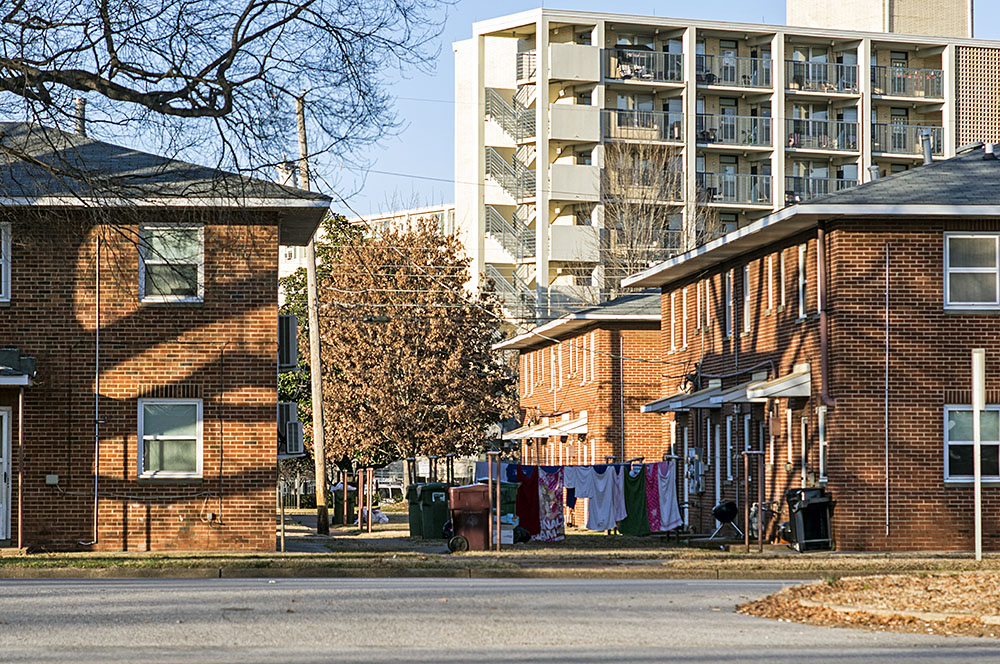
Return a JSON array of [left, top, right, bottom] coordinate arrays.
[[3, 213, 278, 552], [657, 217, 1000, 550], [515, 324, 663, 525]]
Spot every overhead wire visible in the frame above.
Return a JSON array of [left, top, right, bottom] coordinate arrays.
[[309, 168, 689, 368]]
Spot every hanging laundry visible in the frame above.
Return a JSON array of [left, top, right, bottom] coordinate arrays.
[[515, 465, 541, 536], [562, 465, 590, 510], [572, 464, 626, 531], [657, 460, 683, 532], [536, 466, 565, 542], [474, 460, 509, 483], [617, 464, 650, 536], [645, 462, 663, 532]]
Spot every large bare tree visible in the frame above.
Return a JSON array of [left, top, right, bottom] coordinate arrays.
[[597, 140, 720, 300], [0, 1, 447, 176]]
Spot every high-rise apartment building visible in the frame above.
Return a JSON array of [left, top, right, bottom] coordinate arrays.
[[454, 8, 1000, 321], [787, 0, 973, 39]]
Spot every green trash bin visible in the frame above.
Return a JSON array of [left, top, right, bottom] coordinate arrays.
[[406, 484, 423, 537], [418, 482, 450, 539]]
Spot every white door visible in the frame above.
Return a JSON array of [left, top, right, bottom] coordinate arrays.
[[0, 409, 9, 541]]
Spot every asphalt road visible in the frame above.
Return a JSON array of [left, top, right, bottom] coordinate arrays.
[[0, 578, 997, 663]]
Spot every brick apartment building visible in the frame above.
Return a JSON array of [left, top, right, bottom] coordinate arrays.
[[494, 291, 664, 521], [624, 141, 1000, 550], [0, 123, 329, 552]]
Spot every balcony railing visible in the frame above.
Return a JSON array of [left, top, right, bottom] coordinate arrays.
[[785, 119, 859, 151], [602, 109, 683, 142], [696, 114, 772, 146], [785, 175, 858, 201], [785, 60, 859, 93], [607, 227, 682, 262], [872, 123, 944, 156], [517, 50, 537, 81], [485, 147, 535, 200], [872, 65, 943, 98], [605, 48, 683, 83], [697, 55, 772, 88], [696, 172, 772, 205], [485, 204, 535, 259], [484, 264, 536, 320]]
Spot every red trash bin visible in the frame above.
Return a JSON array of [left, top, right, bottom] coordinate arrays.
[[447, 484, 491, 552]]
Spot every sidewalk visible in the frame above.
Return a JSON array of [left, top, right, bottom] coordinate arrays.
[[2, 509, 1000, 579]]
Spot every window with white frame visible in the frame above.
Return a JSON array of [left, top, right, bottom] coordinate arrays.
[[766, 254, 773, 311], [945, 405, 1000, 481], [743, 413, 752, 452], [682, 287, 689, 348], [550, 346, 556, 391], [945, 234, 1000, 308], [589, 331, 596, 380], [0, 222, 10, 302], [797, 243, 807, 318], [786, 408, 793, 463], [696, 281, 703, 330], [580, 335, 587, 385], [742, 265, 751, 333], [725, 270, 733, 338], [779, 249, 787, 308], [139, 225, 204, 302], [558, 343, 563, 388], [670, 291, 677, 352], [818, 406, 828, 482], [138, 398, 202, 478], [705, 277, 712, 333], [725, 415, 733, 480]]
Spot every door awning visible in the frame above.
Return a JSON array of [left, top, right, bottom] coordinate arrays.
[[747, 364, 812, 400], [0, 348, 35, 387], [501, 421, 548, 440], [710, 379, 769, 405], [642, 380, 722, 413], [551, 413, 588, 436]]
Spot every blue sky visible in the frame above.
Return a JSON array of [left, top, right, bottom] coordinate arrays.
[[331, 0, 1000, 217]]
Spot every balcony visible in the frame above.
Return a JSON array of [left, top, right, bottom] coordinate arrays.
[[872, 65, 943, 99], [785, 61, 859, 94], [785, 119, 859, 152], [485, 147, 535, 200], [785, 175, 858, 202], [696, 114, 772, 147], [602, 109, 683, 142], [605, 48, 683, 84], [697, 55, 772, 89], [872, 123, 944, 156], [696, 172, 772, 205]]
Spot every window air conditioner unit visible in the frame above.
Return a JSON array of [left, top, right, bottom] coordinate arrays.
[[285, 421, 304, 456], [278, 401, 304, 457], [278, 314, 298, 371]]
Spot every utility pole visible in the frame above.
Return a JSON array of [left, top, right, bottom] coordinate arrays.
[[297, 93, 329, 535]]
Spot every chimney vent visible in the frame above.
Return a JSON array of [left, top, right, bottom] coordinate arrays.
[[920, 130, 933, 165], [985, 143, 997, 160], [867, 164, 880, 181], [74, 98, 86, 137]]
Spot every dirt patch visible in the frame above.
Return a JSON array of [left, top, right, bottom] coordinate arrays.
[[739, 572, 1000, 638]]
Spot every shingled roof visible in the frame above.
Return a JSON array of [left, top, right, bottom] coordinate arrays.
[[0, 122, 331, 245], [493, 289, 660, 351], [803, 142, 998, 206]]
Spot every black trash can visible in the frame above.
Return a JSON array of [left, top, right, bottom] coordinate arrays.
[[785, 488, 833, 552]]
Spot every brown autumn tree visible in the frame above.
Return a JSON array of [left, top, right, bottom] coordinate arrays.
[[282, 215, 517, 467]]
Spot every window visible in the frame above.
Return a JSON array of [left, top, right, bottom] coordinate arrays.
[[945, 406, 1000, 481], [696, 281, 703, 330], [725, 415, 733, 480], [550, 346, 555, 391], [786, 408, 793, 463], [800, 416, 809, 484], [670, 291, 677, 352], [682, 287, 689, 348], [138, 399, 202, 478], [779, 249, 787, 308], [725, 270, 733, 338], [797, 243, 808, 318], [945, 234, 1000, 308], [590, 331, 596, 379], [743, 413, 752, 452], [139, 225, 204, 302], [705, 277, 713, 333], [580, 336, 587, 385], [818, 406, 828, 482], [0, 222, 9, 302], [557, 344, 563, 388], [742, 265, 751, 333], [767, 255, 773, 311]]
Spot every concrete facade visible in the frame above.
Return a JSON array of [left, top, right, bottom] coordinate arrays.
[[456, 8, 1000, 323], [787, 0, 974, 39]]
